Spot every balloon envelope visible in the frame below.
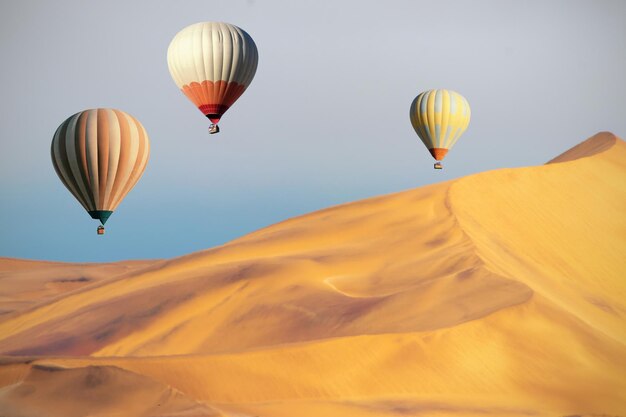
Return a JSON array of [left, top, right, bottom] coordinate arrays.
[[409, 89, 470, 161], [167, 22, 258, 124], [51, 108, 150, 225]]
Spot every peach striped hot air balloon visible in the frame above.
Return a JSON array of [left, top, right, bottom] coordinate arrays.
[[167, 22, 258, 134], [409, 89, 471, 170], [51, 109, 150, 234]]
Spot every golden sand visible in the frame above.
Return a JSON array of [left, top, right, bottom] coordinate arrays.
[[0, 132, 624, 416]]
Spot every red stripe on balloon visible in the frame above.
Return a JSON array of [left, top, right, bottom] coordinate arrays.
[[198, 104, 229, 114], [181, 80, 247, 122]]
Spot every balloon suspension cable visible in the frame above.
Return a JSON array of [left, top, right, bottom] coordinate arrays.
[[208, 123, 220, 134]]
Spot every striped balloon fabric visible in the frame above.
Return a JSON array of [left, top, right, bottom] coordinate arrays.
[[409, 89, 471, 161], [51, 109, 150, 225], [167, 22, 258, 124]]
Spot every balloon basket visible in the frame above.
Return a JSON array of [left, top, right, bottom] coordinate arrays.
[[208, 124, 220, 134], [97, 226, 105, 235], [434, 162, 443, 170]]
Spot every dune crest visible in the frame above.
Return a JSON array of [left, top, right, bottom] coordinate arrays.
[[547, 131, 618, 163], [0, 132, 624, 417]]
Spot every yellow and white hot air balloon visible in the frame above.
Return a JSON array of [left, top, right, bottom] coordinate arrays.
[[167, 22, 259, 134], [51, 109, 150, 234], [409, 89, 470, 169]]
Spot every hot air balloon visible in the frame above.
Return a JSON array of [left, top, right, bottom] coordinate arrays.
[[51, 109, 150, 234], [167, 22, 259, 135], [409, 89, 470, 170]]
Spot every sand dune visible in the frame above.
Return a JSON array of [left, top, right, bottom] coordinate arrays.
[[0, 132, 624, 416], [0, 258, 160, 321], [547, 131, 617, 163], [0, 362, 218, 417]]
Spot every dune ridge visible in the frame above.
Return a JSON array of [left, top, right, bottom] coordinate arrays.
[[0, 132, 624, 416], [547, 131, 618, 163]]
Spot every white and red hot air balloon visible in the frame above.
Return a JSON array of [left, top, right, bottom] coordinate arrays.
[[167, 22, 259, 134]]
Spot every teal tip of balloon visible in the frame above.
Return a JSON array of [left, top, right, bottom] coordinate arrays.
[[88, 210, 113, 225]]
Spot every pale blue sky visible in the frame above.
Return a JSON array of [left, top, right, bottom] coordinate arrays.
[[1, 0, 625, 262]]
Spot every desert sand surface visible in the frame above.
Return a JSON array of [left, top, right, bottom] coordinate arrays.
[[0, 258, 161, 321], [0, 132, 624, 416]]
